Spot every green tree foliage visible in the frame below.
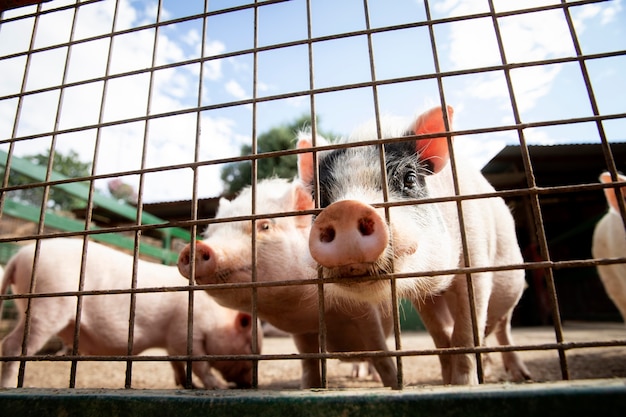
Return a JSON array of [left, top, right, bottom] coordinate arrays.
[[220, 115, 335, 196], [6, 149, 91, 211]]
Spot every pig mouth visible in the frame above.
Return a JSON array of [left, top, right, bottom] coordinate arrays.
[[318, 246, 394, 279], [196, 266, 253, 285], [321, 267, 393, 303], [316, 251, 396, 301], [318, 261, 391, 283], [336, 263, 382, 277]]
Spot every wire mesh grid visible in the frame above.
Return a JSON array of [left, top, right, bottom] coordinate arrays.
[[1, 0, 625, 391]]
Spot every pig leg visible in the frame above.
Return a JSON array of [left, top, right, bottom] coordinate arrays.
[[354, 319, 398, 389], [351, 361, 381, 381], [1, 321, 29, 387], [351, 361, 372, 378], [193, 360, 229, 389], [170, 360, 199, 389], [447, 274, 493, 385], [368, 353, 398, 389], [292, 333, 322, 388], [413, 295, 454, 384], [492, 314, 531, 381], [168, 355, 229, 389], [1, 315, 67, 387], [166, 344, 229, 389]]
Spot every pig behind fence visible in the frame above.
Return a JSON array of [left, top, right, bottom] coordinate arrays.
[[178, 177, 398, 389], [592, 172, 626, 322], [297, 106, 531, 385], [0, 238, 260, 389]]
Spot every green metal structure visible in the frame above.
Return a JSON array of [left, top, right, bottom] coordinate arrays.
[[0, 149, 192, 265]]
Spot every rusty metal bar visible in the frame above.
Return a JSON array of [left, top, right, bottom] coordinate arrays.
[[1, 0, 624, 394]]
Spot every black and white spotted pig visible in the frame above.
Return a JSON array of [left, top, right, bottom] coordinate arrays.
[[297, 106, 531, 385]]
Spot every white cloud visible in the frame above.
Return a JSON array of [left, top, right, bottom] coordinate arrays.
[[0, 0, 242, 203], [435, 0, 613, 168], [202, 41, 227, 81], [447, 17, 501, 70], [225, 79, 248, 100], [182, 28, 201, 46], [601, 0, 622, 24], [72, 0, 117, 40], [433, 0, 487, 16], [439, 0, 605, 115], [509, 65, 561, 113]]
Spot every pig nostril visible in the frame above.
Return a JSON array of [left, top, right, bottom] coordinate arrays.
[[180, 254, 190, 266], [358, 217, 376, 236], [202, 252, 210, 261], [319, 226, 336, 243]]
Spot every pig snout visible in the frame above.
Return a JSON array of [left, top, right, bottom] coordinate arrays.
[[177, 241, 216, 284], [309, 200, 389, 275]]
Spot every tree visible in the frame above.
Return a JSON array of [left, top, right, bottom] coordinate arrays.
[[6, 149, 92, 211], [220, 115, 335, 195], [108, 178, 138, 204]]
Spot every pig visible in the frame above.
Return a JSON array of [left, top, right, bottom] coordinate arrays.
[[297, 106, 531, 385], [592, 171, 626, 322], [0, 238, 260, 389], [177, 177, 398, 389]]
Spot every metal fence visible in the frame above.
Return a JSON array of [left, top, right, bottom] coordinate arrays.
[[1, 0, 626, 405]]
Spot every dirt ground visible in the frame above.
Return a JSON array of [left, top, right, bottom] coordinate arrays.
[[1, 321, 624, 390]]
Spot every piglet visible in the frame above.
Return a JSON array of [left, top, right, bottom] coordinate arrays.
[[1, 238, 260, 389], [298, 106, 531, 385], [178, 178, 398, 389], [592, 172, 626, 322]]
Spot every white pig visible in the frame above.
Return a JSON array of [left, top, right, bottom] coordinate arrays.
[[297, 106, 531, 385], [0, 238, 260, 389], [592, 171, 626, 321], [177, 178, 398, 389]]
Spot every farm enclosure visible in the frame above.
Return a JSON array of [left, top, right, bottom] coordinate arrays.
[[1, 0, 626, 415]]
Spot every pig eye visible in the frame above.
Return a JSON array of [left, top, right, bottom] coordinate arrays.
[[403, 171, 418, 189], [257, 220, 273, 232]]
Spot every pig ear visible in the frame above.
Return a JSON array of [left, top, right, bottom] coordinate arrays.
[[296, 133, 328, 186], [235, 312, 252, 332], [412, 106, 454, 174], [600, 172, 626, 213], [291, 180, 315, 229]]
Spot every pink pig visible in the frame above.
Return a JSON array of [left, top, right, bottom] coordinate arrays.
[[178, 178, 398, 389], [592, 172, 626, 322], [298, 106, 531, 385], [1, 238, 260, 389]]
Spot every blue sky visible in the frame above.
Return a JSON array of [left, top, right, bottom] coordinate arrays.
[[1, 0, 625, 202]]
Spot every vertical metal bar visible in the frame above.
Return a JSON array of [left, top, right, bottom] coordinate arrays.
[[423, 0, 484, 384], [486, 0, 569, 380], [0, 3, 37, 217], [305, 0, 328, 389], [124, 0, 163, 389], [250, 0, 261, 389], [14, 2, 46, 389], [362, 0, 403, 390], [40, 0, 85, 389], [183, 0, 210, 391], [68, 0, 121, 387]]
